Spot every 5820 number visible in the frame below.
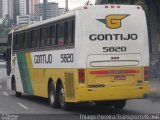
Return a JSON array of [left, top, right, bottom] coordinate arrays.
[[103, 46, 127, 52], [61, 54, 73, 63]]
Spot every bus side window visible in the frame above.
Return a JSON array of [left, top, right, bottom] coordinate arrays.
[[34, 29, 39, 48], [22, 32, 26, 49], [15, 34, 19, 50], [40, 27, 44, 47], [68, 20, 75, 45], [71, 20, 75, 45], [45, 26, 51, 46], [55, 24, 58, 45], [36, 29, 40, 47], [27, 31, 31, 48], [13, 34, 16, 50], [64, 21, 68, 45], [24, 32, 27, 49], [51, 25, 56, 46], [57, 22, 64, 46], [31, 30, 35, 48], [19, 33, 21, 50]]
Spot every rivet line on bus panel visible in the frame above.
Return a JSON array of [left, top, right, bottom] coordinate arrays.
[[3, 91, 9, 96], [17, 103, 28, 110]]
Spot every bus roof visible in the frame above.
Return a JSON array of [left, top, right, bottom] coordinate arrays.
[[12, 9, 77, 33], [11, 4, 142, 33]]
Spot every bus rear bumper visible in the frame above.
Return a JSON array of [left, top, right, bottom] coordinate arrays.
[[75, 85, 150, 102]]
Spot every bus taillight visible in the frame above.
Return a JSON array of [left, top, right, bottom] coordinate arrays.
[[144, 67, 149, 81], [78, 69, 85, 84]]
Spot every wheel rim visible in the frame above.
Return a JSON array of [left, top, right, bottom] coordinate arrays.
[[50, 89, 54, 105], [59, 87, 65, 107]]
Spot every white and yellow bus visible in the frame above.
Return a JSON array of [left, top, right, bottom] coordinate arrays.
[[7, 5, 150, 110]]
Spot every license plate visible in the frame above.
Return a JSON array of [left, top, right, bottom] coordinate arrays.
[[114, 76, 125, 80]]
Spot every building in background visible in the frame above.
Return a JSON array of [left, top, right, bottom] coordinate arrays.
[[19, 0, 27, 15], [13, 0, 20, 24], [35, 2, 58, 20], [0, 0, 3, 18], [8, 0, 14, 20], [0, 18, 3, 24], [58, 8, 65, 16], [2, 0, 8, 18], [28, 0, 40, 15], [0, 0, 65, 24]]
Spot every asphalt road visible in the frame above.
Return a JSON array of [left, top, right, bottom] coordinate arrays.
[[0, 66, 160, 120]]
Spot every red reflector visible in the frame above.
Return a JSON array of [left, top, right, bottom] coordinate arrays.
[[144, 74, 149, 78], [78, 69, 85, 83], [144, 67, 149, 71], [144, 67, 149, 81], [90, 70, 108, 75]]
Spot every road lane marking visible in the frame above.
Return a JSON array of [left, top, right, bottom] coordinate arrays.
[[3, 91, 9, 96], [17, 103, 28, 110]]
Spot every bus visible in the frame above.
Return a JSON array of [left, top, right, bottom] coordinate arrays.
[[7, 5, 150, 110]]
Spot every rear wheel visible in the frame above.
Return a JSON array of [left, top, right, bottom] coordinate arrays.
[[59, 83, 72, 111], [113, 100, 126, 110], [48, 82, 60, 108], [95, 101, 113, 108]]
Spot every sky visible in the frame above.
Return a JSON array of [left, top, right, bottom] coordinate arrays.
[[40, 0, 96, 10]]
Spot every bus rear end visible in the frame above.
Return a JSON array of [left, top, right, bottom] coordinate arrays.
[[75, 5, 150, 106]]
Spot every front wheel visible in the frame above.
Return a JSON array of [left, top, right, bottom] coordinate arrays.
[[59, 83, 72, 111], [12, 78, 22, 97], [16, 92, 22, 97]]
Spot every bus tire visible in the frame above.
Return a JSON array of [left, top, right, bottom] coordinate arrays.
[[58, 83, 71, 111], [16, 92, 22, 97], [95, 101, 113, 108], [48, 82, 60, 108], [113, 100, 126, 110], [12, 77, 22, 97]]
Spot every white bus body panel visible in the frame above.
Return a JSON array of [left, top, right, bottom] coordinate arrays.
[[75, 5, 149, 68]]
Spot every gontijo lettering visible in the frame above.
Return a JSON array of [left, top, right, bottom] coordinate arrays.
[[89, 34, 138, 41], [34, 54, 52, 64]]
